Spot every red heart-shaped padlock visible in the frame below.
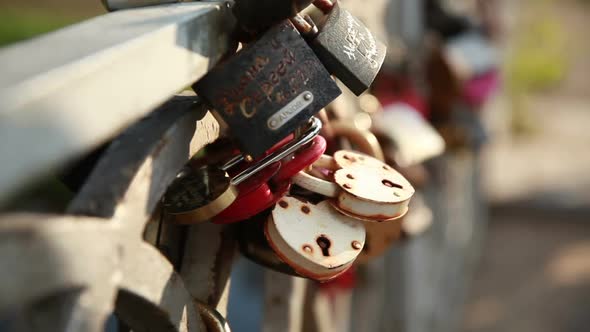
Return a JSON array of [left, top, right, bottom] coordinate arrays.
[[213, 136, 326, 224], [273, 135, 327, 183]]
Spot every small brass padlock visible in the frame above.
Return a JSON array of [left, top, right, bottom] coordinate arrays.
[[163, 117, 322, 224]]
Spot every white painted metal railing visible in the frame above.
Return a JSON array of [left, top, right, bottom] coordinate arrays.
[[0, 2, 234, 203]]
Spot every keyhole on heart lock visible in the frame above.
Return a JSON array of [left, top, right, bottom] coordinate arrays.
[[382, 179, 403, 189], [316, 235, 331, 257]]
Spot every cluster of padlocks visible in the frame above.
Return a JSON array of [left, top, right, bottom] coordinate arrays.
[[155, 0, 412, 282], [101, 0, 500, 329], [102, 0, 499, 280]]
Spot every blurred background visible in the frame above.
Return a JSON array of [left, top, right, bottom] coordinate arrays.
[[465, 1, 590, 331], [0, 0, 588, 331]]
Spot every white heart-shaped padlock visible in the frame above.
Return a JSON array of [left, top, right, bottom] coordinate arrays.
[[293, 150, 416, 222], [332, 163, 415, 222], [292, 151, 385, 198], [291, 155, 340, 197], [265, 196, 366, 281], [333, 150, 385, 169]]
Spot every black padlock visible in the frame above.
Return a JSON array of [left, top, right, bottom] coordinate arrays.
[[194, 20, 341, 157], [302, 1, 387, 95], [232, 0, 314, 33]]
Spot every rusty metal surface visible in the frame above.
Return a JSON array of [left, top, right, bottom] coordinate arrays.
[[180, 222, 236, 315]]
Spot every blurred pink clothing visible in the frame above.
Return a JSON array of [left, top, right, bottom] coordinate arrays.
[[463, 70, 500, 108]]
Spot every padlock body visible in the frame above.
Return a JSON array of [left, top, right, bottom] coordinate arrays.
[[194, 21, 341, 157], [162, 166, 237, 224], [311, 4, 386, 95]]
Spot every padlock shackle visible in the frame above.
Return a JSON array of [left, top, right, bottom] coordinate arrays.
[[220, 154, 245, 172], [331, 122, 385, 162], [290, 14, 319, 38], [312, 0, 334, 14], [196, 301, 232, 332], [232, 117, 322, 185]]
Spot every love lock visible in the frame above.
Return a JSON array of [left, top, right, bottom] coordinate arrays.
[[294, 150, 415, 222], [265, 196, 366, 281], [371, 103, 446, 167], [292, 123, 383, 197], [332, 150, 385, 169], [162, 118, 321, 224], [298, 0, 387, 95], [213, 135, 326, 224], [332, 156, 415, 222], [162, 165, 238, 224], [292, 127, 406, 262], [212, 163, 286, 224], [194, 20, 340, 157], [330, 122, 385, 162], [291, 154, 339, 197]]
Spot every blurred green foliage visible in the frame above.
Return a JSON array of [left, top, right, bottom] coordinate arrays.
[[505, 10, 567, 93], [505, 1, 568, 134], [0, 8, 82, 47]]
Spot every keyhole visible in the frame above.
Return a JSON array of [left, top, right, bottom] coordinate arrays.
[[382, 179, 403, 189], [316, 235, 331, 257]]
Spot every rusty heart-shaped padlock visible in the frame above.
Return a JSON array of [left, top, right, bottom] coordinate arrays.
[[265, 196, 366, 281], [291, 125, 414, 263], [331, 153, 414, 222], [292, 122, 385, 198], [293, 150, 415, 222]]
